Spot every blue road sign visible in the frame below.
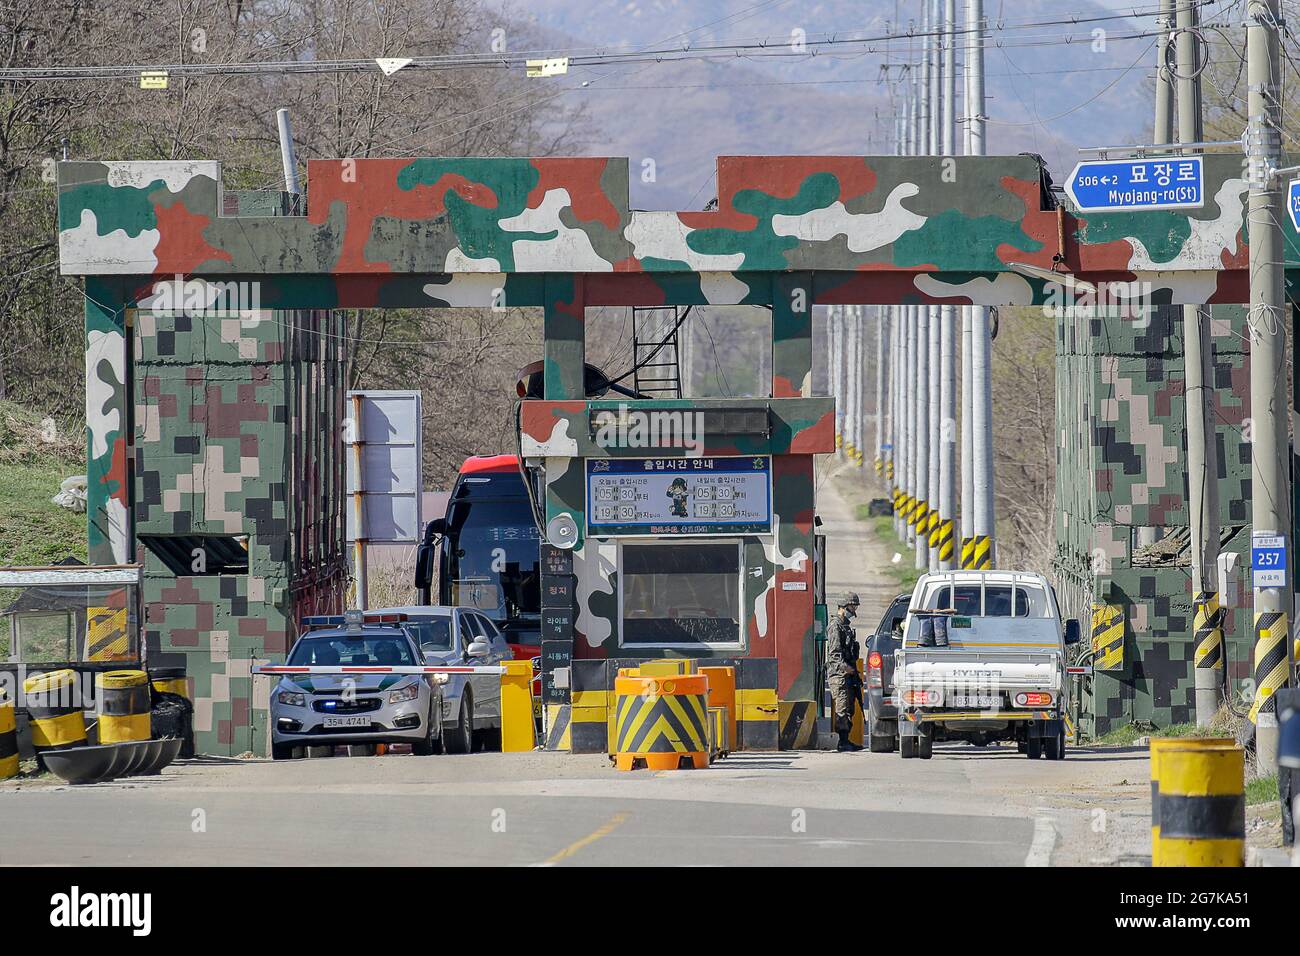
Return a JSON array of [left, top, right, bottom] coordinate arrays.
[[1065, 156, 1204, 213], [1288, 179, 1300, 231], [1252, 532, 1287, 588]]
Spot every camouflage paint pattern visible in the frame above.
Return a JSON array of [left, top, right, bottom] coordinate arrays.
[[56, 152, 1291, 747], [1054, 304, 1256, 737]]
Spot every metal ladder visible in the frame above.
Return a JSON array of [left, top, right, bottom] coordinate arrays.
[[631, 306, 683, 398]]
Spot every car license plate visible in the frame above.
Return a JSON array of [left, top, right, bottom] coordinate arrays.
[[953, 695, 999, 708], [322, 715, 369, 728]]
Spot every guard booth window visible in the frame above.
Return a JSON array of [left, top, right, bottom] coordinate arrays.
[[620, 542, 741, 646]]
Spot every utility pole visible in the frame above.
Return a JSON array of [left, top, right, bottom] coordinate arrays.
[[1154, 0, 1175, 144], [923, 0, 941, 569], [1245, 0, 1292, 774], [935, 0, 958, 569], [1176, 0, 1224, 727], [852, 306, 863, 468], [967, 0, 996, 568], [276, 108, 301, 197], [915, 4, 935, 568], [875, 305, 887, 476], [960, 1, 975, 565], [1136, 0, 1178, 554]]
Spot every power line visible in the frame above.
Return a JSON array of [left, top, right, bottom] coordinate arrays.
[[0, 5, 1217, 83]]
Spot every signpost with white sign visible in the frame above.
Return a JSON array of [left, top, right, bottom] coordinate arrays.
[[1251, 532, 1287, 588], [1065, 156, 1204, 213]]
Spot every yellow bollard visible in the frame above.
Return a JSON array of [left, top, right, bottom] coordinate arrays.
[[23, 669, 86, 756], [1, 693, 17, 780], [1149, 738, 1180, 867], [96, 670, 151, 743], [1153, 738, 1244, 867], [698, 665, 736, 755], [637, 659, 695, 677], [500, 660, 536, 753]]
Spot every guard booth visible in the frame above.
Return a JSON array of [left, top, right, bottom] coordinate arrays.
[[520, 333, 833, 752], [0, 564, 151, 757]]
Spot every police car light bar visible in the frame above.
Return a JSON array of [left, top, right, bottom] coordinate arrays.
[[300, 612, 411, 630], [253, 665, 508, 675]]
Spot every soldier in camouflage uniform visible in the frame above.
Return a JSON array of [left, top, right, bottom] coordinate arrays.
[[828, 593, 863, 752]]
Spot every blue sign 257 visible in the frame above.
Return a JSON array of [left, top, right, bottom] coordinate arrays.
[[1288, 179, 1300, 231], [1065, 156, 1204, 213], [1252, 533, 1287, 588]]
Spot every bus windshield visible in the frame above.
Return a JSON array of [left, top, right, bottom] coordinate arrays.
[[441, 499, 540, 622]]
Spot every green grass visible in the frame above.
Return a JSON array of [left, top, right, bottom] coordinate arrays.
[[1096, 722, 1222, 746], [0, 401, 86, 567], [1246, 774, 1278, 806], [855, 510, 922, 591], [0, 462, 88, 566]]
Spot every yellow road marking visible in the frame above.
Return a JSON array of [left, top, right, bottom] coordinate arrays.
[[542, 812, 629, 865]]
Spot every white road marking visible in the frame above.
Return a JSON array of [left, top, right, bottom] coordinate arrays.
[[1024, 816, 1057, 867]]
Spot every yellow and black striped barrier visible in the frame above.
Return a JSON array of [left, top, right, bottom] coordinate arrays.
[[569, 659, 613, 754], [959, 534, 992, 569], [1248, 609, 1289, 726], [1091, 603, 1124, 671], [930, 517, 955, 561], [1151, 738, 1244, 867], [1193, 591, 1224, 672], [911, 499, 929, 530], [1, 693, 17, 780], [612, 673, 710, 771], [85, 605, 129, 661], [96, 670, 151, 744], [778, 700, 818, 750], [23, 669, 86, 757]]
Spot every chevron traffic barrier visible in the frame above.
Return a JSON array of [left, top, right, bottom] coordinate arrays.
[[1090, 603, 1124, 671], [612, 673, 710, 771]]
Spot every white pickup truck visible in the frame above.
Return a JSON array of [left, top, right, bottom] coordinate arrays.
[[893, 570, 1082, 760]]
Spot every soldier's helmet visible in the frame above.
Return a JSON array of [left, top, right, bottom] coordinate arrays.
[[838, 592, 861, 608]]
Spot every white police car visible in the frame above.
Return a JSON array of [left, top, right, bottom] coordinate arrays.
[[270, 612, 442, 759]]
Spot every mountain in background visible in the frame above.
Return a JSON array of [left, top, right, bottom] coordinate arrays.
[[497, 0, 1159, 208]]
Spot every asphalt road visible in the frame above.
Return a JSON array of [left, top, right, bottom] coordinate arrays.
[[0, 463, 1155, 868], [0, 744, 1152, 866]]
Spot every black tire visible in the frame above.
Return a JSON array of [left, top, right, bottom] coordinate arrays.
[[271, 743, 295, 760], [412, 703, 441, 756], [1045, 725, 1066, 761], [918, 733, 933, 760], [900, 735, 919, 759], [445, 693, 473, 754], [1026, 736, 1043, 759], [868, 705, 896, 753]]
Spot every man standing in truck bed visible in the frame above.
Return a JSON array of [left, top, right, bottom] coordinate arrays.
[[828, 593, 864, 752]]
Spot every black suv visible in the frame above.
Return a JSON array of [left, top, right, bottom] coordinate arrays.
[[864, 593, 910, 753]]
